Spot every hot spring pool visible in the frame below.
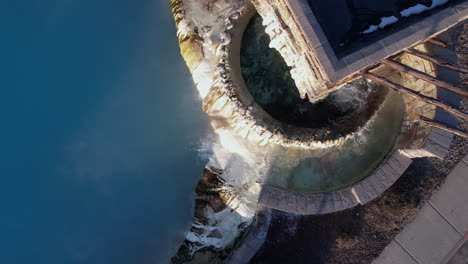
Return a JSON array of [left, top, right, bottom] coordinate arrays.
[[240, 14, 405, 194]]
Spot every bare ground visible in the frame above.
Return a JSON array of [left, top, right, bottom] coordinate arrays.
[[251, 22, 468, 264]]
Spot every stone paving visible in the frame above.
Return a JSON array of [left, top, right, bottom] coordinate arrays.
[[258, 150, 413, 215], [402, 127, 455, 159], [373, 154, 468, 264]]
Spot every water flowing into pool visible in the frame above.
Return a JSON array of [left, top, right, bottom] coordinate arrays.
[[0, 1, 210, 263]]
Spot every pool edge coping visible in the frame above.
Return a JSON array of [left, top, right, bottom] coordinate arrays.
[[257, 149, 413, 215]]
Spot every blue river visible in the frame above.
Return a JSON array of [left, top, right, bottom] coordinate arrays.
[[0, 1, 209, 263]]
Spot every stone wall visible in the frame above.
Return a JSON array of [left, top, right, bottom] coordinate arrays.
[[251, 0, 330, 102]]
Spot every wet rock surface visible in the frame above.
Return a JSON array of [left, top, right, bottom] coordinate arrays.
[[195, 168, 227, 214], [171, 168, 249, 264]]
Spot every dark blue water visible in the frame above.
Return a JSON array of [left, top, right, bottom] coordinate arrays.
[[0, 1, 209, 263]]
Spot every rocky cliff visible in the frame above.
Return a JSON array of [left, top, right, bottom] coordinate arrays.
[[169, 1, 261, 261], [171, 0, 361, 150]]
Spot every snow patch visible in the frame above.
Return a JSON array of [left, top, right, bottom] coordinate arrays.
[[400, 0, 449, 17], [186, 128, 272, 253], [362, 0, 450, 34], [362, 16, 399, 34]]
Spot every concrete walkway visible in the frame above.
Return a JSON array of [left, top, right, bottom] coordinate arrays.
[[224, 206, 271, 264], [373, 154, 468, 264]]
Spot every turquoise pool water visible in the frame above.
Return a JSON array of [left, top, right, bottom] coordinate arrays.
[[240, 14, 405, 193], [260, 88, 405, 194]]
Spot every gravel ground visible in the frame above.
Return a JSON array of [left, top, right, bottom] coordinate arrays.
[[251, 21, 468, 264]]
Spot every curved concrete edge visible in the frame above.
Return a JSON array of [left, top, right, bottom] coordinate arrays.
[[258, 150, 413, 215], [224, 205, 272, 264]]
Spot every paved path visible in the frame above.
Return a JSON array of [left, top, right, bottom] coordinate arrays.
[[224, 206, 271, 264], [373, 154, 468, 264]]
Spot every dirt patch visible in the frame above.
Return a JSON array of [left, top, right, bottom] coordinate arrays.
[[251, 22, 468, 264]]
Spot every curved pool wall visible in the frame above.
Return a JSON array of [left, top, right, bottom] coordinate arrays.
[[263, 88, 405, 194], [207, 3, 350, 149]]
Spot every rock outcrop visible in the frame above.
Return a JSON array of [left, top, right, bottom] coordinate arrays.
[[171, 0, 359, 150], [169, 1, 259, 262]]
